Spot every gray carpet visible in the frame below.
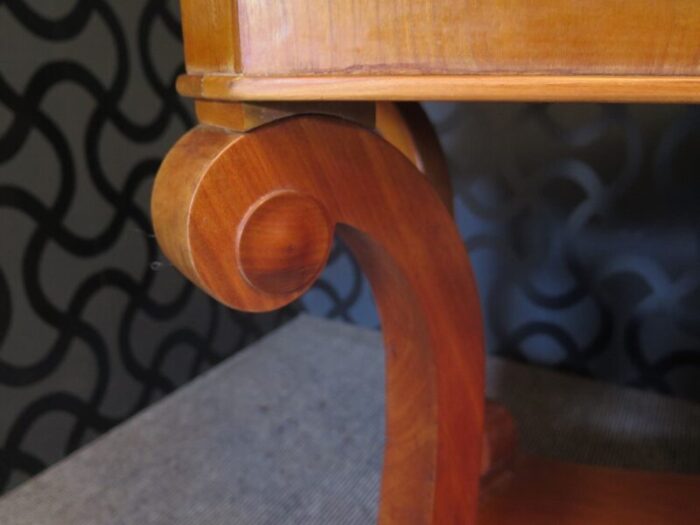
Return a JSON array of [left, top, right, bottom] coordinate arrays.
[[1, 315, 699, 524]]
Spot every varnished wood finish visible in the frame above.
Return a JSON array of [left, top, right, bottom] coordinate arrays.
[[179, 0, 239, 73], [237, 190, 333, 295], [171, 100, 514, 513], [478, 456, 700, 525], [177, 73, 700, 103], [193, 100, 453, 210], [182, 0, 700, 77], [376, 103, 453, 214], [237, 0, 700, 76], [152, 116, 485, 524], [375, 103, 513, 481], [195, 100, 375, 132], [176, 0, 700, 103]]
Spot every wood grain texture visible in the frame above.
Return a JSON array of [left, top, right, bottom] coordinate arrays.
[[179, 0, 239, 73], [192, 101, 452, 209], [375, 105, 526, 484], [478, 456, 700, 524], [234, 0, 700, 76], [236, 190, 333, 295], [177, 73, 700, 103], [376, 103, 453, 213], [176, 1, 700, 102], [208, 101, 508, 480], [195, 100, 376, 132], [152, 116, 485, 524]]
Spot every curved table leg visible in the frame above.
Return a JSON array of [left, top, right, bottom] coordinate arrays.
[[377, 102, 517, 482], [152, 115, 485, 525], [376, 102, 454, 214]]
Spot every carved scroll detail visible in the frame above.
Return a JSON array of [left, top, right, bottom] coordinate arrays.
[[152, 116, 484, 524]]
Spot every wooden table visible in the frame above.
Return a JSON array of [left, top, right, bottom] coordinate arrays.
[[151, 2, 700, 523]]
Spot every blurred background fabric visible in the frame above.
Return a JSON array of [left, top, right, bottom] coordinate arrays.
[[1, 0, 699, 496]]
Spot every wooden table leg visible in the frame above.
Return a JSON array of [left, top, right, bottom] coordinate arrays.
[[152, 114, 486, 524]]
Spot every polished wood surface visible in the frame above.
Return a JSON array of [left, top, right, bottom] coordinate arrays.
[[180, 0, 239, 72], [181, 0, 700, 76], [237, 0, 700, 76], [177, 73, 700, 103], [376, 103, 453, 213], [237, 190, 333, 295], [193, 101, 452, 206], [195, 100, 376, 132], [176, 0, 700, 103], [479, 456, 700, 525], [152, 116, 485, 524]]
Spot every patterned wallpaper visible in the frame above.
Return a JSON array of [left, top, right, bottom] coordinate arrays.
[[1, 0, 699, 497]]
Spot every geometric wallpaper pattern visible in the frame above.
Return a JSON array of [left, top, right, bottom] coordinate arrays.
[[2, 0, 699, 497]]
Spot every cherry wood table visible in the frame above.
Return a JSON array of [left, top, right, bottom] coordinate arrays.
[[152, 2, 700, 523]]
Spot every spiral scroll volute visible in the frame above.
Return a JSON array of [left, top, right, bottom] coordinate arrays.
[[151, 125, 334, 313]]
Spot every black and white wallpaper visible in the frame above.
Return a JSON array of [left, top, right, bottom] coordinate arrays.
[[1, 0, 699, 496]]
